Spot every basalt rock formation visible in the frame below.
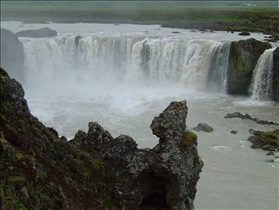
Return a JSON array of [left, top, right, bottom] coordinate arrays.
[[1, 67, 203, 210], [15, 27, 57, 38], [227, 38, 271, 95], [272, 47, 279, 102], [0, 29, 24, 83]]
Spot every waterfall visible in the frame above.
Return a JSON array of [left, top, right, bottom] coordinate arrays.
[[249, 48, 274, 101], [20, 35, 231, 92]]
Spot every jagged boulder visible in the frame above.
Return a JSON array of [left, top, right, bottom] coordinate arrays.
[[15, 27, 57, 38], [227, 38, 272, 94], [1, 29, 24, 83], [272, 47, 279, 102], [72, 100, 204, 209]]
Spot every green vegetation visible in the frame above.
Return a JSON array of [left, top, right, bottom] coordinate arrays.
[[1, 1, 278, 33], [178, 131, 197, 153], [248, 129, 279, 151], [0, 67, 119, 209]]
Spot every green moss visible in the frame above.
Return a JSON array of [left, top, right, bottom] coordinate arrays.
[[173, 101, 182, 111], [92, 159, 102, 171], [72, 130, 87, 142], [178, 131, 197, 153], [7, 176, 26, 188], [257, 129, 279, 148], [102, 130, 113, 139]]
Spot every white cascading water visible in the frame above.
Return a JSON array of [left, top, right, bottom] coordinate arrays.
[[249, 48, 274, 101], [21, 35, 230, 93]]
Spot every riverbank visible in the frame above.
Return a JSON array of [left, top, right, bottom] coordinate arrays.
[[1, 1, 279, 34]]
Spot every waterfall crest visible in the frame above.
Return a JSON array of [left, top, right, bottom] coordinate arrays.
[[249, 48, 274, 101], [21, 35, 231, 92]]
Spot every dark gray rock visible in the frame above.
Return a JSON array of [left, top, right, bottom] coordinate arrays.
[[227, 38, 271, 94], [266, 151, 274, 156], [0, 68, 29, 114], [231, 130, 238, 134], [15, 27, 57, 38], [248, 129, 279, 151], [225, 112, 279, 125], [238, 32, 250, 36], [249, 128, 256, 134], [73, 100, 203, 209], [196, 123, 214, 132], [1, 29, 24, 83], [74, 35, 82, 47]]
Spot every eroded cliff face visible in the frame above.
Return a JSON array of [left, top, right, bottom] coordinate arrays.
[[272, 47, 279, 102], [1, 67, 203, 210], [1, 29, 24, 83], [227, 38, 271, 95]]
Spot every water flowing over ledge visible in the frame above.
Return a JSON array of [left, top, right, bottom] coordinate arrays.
[[21, 34, 231, 94], [1, 24, 279, 210]]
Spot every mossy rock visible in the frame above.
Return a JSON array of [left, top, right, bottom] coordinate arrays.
[[248, 129, 279, 151], [179, 131, 197, 153], [227, 39, 272, 94]]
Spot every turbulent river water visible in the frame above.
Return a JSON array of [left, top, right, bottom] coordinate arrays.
[[2, 22, 279, 209]]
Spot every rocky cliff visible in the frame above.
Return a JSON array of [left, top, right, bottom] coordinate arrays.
[[272, 47, 279, 102], [227, 38, 272, 95], [0, 68, 203, 210], [0, 29, 24, 83]]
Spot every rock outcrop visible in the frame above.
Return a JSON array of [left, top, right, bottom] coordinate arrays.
[[71, 100, 204, 209], [1, 29, 24, 83], [272, 47, 279, 102], [224, 112, 279, 125], [15, 27, 57, 38], [248, 129, 279, 151], [227, 38, 271, 94], [1, 67, 203, 210]]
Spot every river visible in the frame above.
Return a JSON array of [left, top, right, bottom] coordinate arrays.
[[2, 22, 279, 209]]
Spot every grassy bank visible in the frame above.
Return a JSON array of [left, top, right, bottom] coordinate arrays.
[[1, 1, 279, 33]]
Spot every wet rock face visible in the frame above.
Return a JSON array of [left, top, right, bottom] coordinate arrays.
[[272, 47, 279, 102], [75, 100, 203, 209], [1, 29, 24, 83], [227, 38, 271, 94], [0, 68, 29, 114]]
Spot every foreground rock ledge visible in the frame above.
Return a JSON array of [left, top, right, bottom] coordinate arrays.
[[73, 100, 204, 209], [1, 67, 203, 209]]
